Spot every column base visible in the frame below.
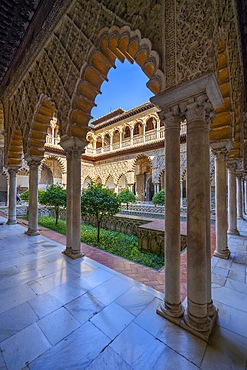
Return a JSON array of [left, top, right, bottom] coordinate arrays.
[[157, 300, 184, 319], [227, 228, 240, 235], [63, 248, 84, 260], [182, 309, 218, 342], [207, 300, 217, 317], [156, 303, 218, 342], [213, 249, 230, 259], [6, 219, 17, 225], [25, 228, 40, 236]]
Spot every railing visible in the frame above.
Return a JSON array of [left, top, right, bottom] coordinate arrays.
[[145, 130, 156, 141], [113, 142, 120, 150], [84, 127, 169, 155], [133, 135, 144, 145]]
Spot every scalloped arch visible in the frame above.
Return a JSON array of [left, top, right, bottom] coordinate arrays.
[[26, 95, 56, 160], [0, 103, 4, 150], [7, 127, 23, 168], [69, 26, 163, 138]]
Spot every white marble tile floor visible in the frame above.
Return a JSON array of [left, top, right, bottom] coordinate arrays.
[[0, 216, 247, 369]]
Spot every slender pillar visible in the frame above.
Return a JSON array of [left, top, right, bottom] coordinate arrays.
[[130, 127, 134, 146], [245, 179, 247, 214], [180, 181, 183, 208], [156, 119, 160, 139], [157, 108, 184, 319], [213, 149, 230, 258], [60, 136, 85, 259], [184, 99, 211, 332], [7, 168, 18, 225], [143, 124, 146, 143], [153, 183, 159, 194], [110, 133, 113, 151], [101, 135, 104, 153], [93, 138, 97, 154], [227, 163, 239, 235], [236, 173, 243, 219], [205, 129, 216, 317], [26, 160, 40, 236], [129, 184, 134, 192], [119, 129, 122, 148]]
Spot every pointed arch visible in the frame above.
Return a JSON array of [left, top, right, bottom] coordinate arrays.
[[69, 26, 164, 138], [82, 176, 93, 190]]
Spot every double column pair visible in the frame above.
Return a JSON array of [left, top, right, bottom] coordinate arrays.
[[151, 73, 223, 341], [157, 97, 215, 338], [7, 161, 40, 234]]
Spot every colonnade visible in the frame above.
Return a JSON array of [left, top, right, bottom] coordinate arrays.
[[5, 73, 247, 341]]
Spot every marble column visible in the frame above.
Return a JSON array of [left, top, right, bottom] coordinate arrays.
[[227, 163, 239, 235], [180, 181, 183, 208], [60, 136, 85, 259], [110, 133, 113, 151], [93, 138, 97, 154], [157, 108, 184, 319], [7, 168, 18, 225], [26, 160, 40, 236], [213, 149, 230, 258], [130, 127, 134, 146], [119, 129, 122, 148], [205, 129, 215, 318], [245, 179, 247, 214], [153, 183, 159, 194], [156, 119, 160, 139], [184, 98, 211, 333], [236, 173, 243, 220]]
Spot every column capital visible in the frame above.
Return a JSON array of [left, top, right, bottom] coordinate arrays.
[[24, 157, 41, 168], [211, 147, 228, 159], [60, 135, 86, 158], [159, 105, 181, 129], [227, 161, 238, 172], [151, 73, 223, 113], [7, 166, 19, 173]]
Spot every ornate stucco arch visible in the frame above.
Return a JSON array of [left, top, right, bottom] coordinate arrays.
[[25, 95, 56, 160], [69, 25, 164, 139], [6, 127, 23, 169], [0, 103, 4, 151], [42, 155, 66, 174], [131, 153, 152, 171]]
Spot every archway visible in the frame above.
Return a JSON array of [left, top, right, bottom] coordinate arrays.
[[133, 155, 152, 201], [105, 175, 115, 192], [39, 163, 53, 190], [82, 176, 93, 190], [117, 174, 128, 192]]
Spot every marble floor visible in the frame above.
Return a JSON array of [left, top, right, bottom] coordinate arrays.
[[0, 216, 246, 369]]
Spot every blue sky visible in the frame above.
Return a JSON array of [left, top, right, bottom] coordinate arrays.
[[90, 59, 154, 120]]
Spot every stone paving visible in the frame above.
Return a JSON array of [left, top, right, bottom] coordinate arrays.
[[15, 216, 215, 301], [0, 215, 246, 369]]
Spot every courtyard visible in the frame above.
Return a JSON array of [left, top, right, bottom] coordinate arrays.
[[0, 215, 246, 369]]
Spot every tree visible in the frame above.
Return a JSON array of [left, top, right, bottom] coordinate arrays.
[[152, 189, 165, 206], [20, 189, 45, 202], [39, 184, 66, 225], [81, 183, 120, 242], [118, 189, 136, 210]]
